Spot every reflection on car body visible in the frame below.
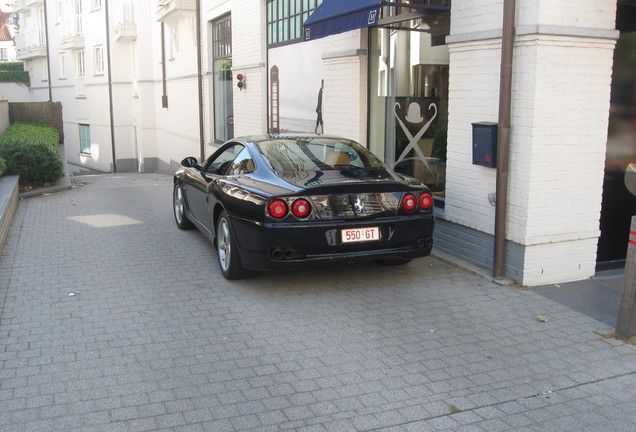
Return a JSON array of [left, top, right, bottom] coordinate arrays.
[[173, 135, 435, 279]]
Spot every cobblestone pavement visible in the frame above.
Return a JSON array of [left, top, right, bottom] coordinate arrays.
[[1, 173, 635, 432]]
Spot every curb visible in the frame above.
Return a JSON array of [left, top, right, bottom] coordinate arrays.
[[0, 175, 18, 255]]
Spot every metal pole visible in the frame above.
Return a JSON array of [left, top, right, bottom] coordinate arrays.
[[195, 0, 205, 162], [43, 0, 53, 102], [104, 0, 117, 173], [493, 0, 516, 278], [616, 216, 636, 342]]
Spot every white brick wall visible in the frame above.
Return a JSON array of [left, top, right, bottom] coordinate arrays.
[[446, 0, 617, 285], [225, 0, 267, 138], [321, 30, 368, 144]]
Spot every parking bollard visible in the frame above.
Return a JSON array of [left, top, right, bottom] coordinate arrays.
[[616, 216, 636, 342]]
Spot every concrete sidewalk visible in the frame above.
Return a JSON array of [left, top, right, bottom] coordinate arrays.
[[0, 173, 635, 432]]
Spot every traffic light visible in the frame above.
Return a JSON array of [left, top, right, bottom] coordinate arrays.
[[236, 73, 246, 90]]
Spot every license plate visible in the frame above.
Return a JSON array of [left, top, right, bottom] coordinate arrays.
[[341, 227, 380, 244]]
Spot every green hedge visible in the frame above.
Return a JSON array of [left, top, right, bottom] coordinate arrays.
[[3, 122, 60, 155], [0, 157, 5, 176], [0, 123, 63, 185], [0, 62, 25, 72], [0, 62, 29, 85]]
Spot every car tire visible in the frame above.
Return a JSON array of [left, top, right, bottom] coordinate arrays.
[[173, 183, 194, 230], [216, 211, 252, 280], [374, 258, 412, 266]]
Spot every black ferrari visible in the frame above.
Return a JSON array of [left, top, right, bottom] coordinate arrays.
[[173, 136, 435, 279]]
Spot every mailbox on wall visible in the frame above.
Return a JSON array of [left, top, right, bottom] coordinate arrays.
[[472, 122, 498, 168]]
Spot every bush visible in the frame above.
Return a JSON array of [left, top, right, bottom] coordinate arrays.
[[2, 122, 60, 155], [0, 62, 25, 72], [0, 157, 5, 176], [0, 137, 63, 186], [0, 62, 30, 85]]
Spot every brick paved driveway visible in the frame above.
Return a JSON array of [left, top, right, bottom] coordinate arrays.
[[1, 173, 635, 431]]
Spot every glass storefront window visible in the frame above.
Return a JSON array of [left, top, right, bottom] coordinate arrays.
[[369, 21, 450, 203]]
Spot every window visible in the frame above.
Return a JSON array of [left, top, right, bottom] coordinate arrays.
[[211, 15, 233, 142], [204, 144, 244, 175], [91, 0, 102, 10], [76, 50, 84, 76], [76, 50, 85, 77], [227, 148, 256, 175], [0, 48, 7, 62], [94, 45, 104, 75], [79, 124, 91, 155], [59, 52, 67, 78], [267, 0, 323, 46]]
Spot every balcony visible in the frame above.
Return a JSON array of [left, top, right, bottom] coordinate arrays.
[[15, 29, 47, 60], [13, 0, 44, 13], [156, 0, 196, 26], [59, 14, 84, 50], [115, 0, 136, 42], [115, 21, 137, 42]]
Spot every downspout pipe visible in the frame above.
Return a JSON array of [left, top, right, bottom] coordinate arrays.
[[43, 0, 52, 101], [195, 0, 205, 161], [104, 0, 117, 173], [493, 0, 516, 278], [161, 23, 168, 108]]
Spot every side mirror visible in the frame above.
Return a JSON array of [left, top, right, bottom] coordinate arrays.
[[181, 157, 199, 168]]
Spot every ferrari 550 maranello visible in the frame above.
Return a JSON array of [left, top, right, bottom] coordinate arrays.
[[173, 136, 435, 279]]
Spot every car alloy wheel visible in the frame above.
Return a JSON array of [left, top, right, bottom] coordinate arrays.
[[216, 211, 251, 280], [173, 183, 193, 230], [217, 216, 232, 272]]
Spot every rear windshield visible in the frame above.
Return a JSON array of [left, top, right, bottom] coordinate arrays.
[[256, 138, 384, 172]]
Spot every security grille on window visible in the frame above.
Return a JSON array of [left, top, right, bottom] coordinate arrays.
[[212, 17, 231, 59], [267, 0, 323, 46]]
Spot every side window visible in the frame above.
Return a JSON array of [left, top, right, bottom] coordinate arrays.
[[226, 147, 255, 175], [204, 144, 243, 175]]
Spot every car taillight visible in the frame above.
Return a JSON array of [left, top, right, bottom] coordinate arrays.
[[419, 193, 433, 209], [268, 199, 288, 218], [291, 198, 311, 218], [402, 193, 417, 212]]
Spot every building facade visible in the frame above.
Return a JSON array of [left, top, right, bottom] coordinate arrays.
[[12, 0, 635, 286]]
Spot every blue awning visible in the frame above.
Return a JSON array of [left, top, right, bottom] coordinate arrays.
[[303, 0, 383, 41]]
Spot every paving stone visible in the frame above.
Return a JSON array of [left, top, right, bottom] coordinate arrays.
[[0, 173, 635, 431]]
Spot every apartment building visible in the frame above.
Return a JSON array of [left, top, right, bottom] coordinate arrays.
[[12, 0, 635, 286]]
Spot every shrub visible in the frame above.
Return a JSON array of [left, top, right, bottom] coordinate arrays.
[[2, 122, 60, 155], [0, 62, 30, 85], [0, 157, 5, 176], [0, 62, 25, 72], [0, 137, 63, 186]]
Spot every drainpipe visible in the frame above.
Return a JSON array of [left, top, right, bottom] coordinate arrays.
[[43, 0, 52, 101], [104, 0, 117, 172], [161, 23, 168, 108], [195, 0, 205, 161], [493, 0, 516, 278]]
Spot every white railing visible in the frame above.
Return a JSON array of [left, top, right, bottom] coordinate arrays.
[[15, 28, 45, 49]]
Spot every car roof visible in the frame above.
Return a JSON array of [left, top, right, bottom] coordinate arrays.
[[237, 134, 353, 144]]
